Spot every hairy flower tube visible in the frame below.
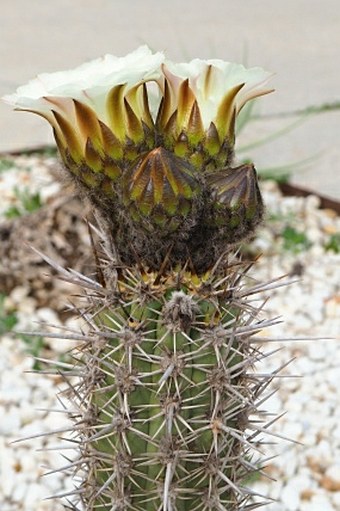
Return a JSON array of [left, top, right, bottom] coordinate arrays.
[[4, 46, 273, 270]]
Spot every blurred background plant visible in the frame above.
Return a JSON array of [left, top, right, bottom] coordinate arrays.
[[236, 98, 340, 183]]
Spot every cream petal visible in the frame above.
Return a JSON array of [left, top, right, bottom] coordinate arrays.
[[3, 45, 165, 119], [163, 59, 273, 129]]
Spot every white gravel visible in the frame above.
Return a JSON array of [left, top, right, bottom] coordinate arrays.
[[1, 154, 340, 510], [248, 184, 340, 510]]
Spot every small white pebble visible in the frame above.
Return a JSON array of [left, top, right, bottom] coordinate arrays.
[[325, 464, 340, 484], [35, 307, 60, 326], [280, 483, 300, 510], [0, 407, 21, 435], [12, 480, 28, 504], [308, 494, 335, 511], [331, 491, 340, 507], [24, 482, 46, 508]]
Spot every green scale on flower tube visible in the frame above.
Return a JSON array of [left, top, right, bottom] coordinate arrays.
[[205, 163, 264, 240], [122, 147, 201, 229]]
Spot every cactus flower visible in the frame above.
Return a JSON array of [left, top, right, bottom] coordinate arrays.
[[4, 46, 163, 177], [4, 47, 272, 170], [158, 59, 273, 168], [4, 47, 273, 270]]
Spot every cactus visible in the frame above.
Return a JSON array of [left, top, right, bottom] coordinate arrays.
[[4, 47, 282, 510]]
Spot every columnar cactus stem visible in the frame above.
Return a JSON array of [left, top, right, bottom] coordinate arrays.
[[3, 46, 281, 510], [35, 249, 281, 510]]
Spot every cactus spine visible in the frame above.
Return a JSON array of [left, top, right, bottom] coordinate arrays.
[[5, 47, 280, 510]]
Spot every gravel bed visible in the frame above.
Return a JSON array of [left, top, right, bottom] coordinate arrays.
[[0, 153, 340, 511]]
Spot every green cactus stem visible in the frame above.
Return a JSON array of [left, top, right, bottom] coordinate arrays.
[[33, 249, 283, 511]]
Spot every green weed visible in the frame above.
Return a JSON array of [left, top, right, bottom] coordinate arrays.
[[325, 233, 340, 254], [4, 187, 42, 218], [281, 226, 312, 253], [0, 158, 15, 172], [0, 293, 18, 334], [19, 334, 45, 370], [18, 146, 58, 157]]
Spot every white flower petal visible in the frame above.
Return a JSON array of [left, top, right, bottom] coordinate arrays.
[[3, 45, 165, 123], [163, 58, 273, 128]]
